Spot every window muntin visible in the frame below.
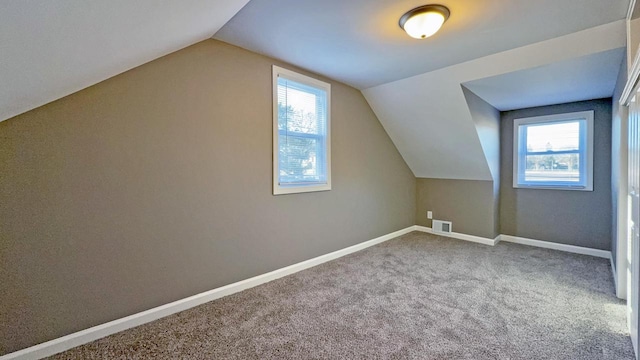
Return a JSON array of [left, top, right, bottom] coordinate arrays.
[[273, 66, 331, 195], [513, 111, 593, 191]]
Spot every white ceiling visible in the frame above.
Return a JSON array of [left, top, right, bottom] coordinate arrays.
[[215, 0, 628, 89], [363, 22, 626, 179], [0, 0, 250, 122], [463, 48, 626, 111], [2, 0, 630, 181], [216, 0, 627, 180]]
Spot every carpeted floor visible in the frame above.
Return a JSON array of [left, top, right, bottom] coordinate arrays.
[[49, 231, 634, 359]]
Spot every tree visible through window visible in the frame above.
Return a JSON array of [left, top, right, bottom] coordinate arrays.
[[273, 66, 331, 195]]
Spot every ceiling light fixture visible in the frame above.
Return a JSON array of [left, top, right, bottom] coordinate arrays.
[[399, 4, 450, 39]]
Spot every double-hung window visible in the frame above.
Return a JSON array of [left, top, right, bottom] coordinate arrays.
[[272, 66, 331, 195], [513, 110, 594, 191]]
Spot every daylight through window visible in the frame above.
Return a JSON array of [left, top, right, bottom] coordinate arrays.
[[513, 111, 593, 191], [273, 66, 331, 195]]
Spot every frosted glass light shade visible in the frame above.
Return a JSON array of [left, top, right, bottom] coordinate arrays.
[[399, 5, 450, 39]]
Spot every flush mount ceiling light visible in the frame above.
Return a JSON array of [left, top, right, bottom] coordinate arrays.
[[399, 4, 450, 39]]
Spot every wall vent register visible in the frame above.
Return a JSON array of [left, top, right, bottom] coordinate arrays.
[[432, 220, 452, 234]]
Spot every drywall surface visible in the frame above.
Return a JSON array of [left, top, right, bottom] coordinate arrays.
[[363, 21, 624, 181], [611, 53, 627, 268], [462, 86, 501, 183], [462, 87, 501, 235], [0, 40, 415, 354], [500, 99, 613, 250], [629, 17, 640, 69], [416, 178, 497, 239], [0, 0, 251, 122]]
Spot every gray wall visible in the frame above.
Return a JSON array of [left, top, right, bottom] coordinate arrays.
[[611, 54, 628, 267], [462, 86, 501, 183], [500, 99, 612, 250], [414, 89, 500, 240], [462, 87, 501, 236], [416, 178, 498, 239], [0, 39, 416, 354]]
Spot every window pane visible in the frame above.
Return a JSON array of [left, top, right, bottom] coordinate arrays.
[[524, 153, 580, 183], [513, 111, 592, 191], [277, 78, 326, 136], [273, 66, 331, 194], [526, 121, 580, 152], [278, 135, 324, 184], [277, 77, 327, 186]]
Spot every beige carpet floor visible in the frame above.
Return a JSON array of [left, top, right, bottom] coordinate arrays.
[[48, 231, 634, 359]]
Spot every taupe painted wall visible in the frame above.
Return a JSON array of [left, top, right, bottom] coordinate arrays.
[[416, 178, 497, 239], [0, 39, 416, 354], [462, 87, 501, 236], [630, 17, 640, 69], [415, 89, 500, 240], [499, 99, 612, 250]]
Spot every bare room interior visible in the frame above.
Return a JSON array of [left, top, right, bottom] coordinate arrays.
[[2, 0, 640, 359]]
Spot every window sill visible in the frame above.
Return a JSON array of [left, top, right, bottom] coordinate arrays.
[[274, 183, 331, 195], [513, 184, 593, 191]]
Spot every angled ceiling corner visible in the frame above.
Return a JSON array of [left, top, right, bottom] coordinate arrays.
[[363, 20, 625, 182], [461, 86, 500, 183], [0, 0, 250, 122], [362, 77, 493, 181]]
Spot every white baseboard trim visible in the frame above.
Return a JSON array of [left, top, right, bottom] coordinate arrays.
[[413, 227, 611, 260], [610, 252, 618, 293], [413, 226, 500, 246], [1, 226, 416, 360], [2, 226, 614, 360], [499, 235, 611, 259]]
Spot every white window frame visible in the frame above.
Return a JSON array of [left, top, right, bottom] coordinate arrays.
[[272, 65, 331, 195], [512, 110, 594, 191]]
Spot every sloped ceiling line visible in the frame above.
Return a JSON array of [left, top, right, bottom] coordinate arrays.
[[363, 21, 626, 180], [0, 0, 251, 122], [1, 1, 628, 184], [462, 86, 500, 183]]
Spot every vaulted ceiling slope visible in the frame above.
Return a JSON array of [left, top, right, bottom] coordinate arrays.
[[215, 0, 627, 89], [0, 0, 250, 122], [216, 0, 628, 180], [363, 22, 626, 180], [2, 1, 629, 182]]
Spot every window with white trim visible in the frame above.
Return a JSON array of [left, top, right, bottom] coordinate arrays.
[[273, 66, 331, 195], [513, 110, 594, 191]]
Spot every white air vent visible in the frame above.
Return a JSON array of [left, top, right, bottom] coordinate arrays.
[[432, 220, 452, 234]]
